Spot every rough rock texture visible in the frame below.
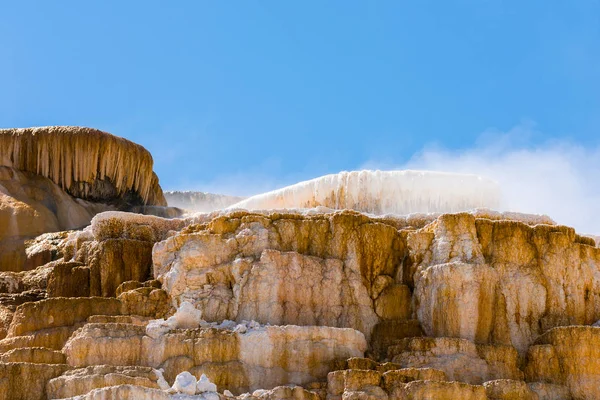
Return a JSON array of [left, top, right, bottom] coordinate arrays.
[[46, 365, 162, 399], [47, 261, 90, 297], [0, 262, 53, 294], [0, 126, 165, 206], [483, 379, 539, 400], [60, 212, 186, 298], [0, 127, 182, 273], [0, 347, 65, 364], [6, 297, 122, 338], [326, 365, 487, 400], [152, 210, 410, 340], [387, 337, 523, 384], [0, 167, 112, 239], [1, 188, 600, 400], [0, 167, 111, 272], [57, 384, 171, 400], [63, 323, 366, 394], [0, 362, 70, 400], [0, 297, 122, 354], [525, 326, 600, 399], [118, 285, 173, 319], [409, 213, 600, 354]]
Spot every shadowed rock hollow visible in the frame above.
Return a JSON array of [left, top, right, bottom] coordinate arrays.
[[1, 127, 599, 400]]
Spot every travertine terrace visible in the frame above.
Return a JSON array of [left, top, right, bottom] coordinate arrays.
[[0, 127, 599, 400], [0, 127, 174, 273], [0, 126, 165, 206]]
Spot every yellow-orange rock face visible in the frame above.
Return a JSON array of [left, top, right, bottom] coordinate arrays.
[[153, 211, 410, 340], [1, 206, 600, 399], [409, 213, 600, 354]]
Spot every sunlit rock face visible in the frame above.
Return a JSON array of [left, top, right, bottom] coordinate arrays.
[[0, 126, 166, 206], [152, 210, 407, 340], [229, 170, 501, 215], [0, 127, 180, 272], [525, 326, 600, 398], [2, 140, 600, 400], [0, 167, 113, 272], [62, 323, 365, 394], [409, 213, 600, 355]]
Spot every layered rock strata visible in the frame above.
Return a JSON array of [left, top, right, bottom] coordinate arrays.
[[0, 206, 598, 399]]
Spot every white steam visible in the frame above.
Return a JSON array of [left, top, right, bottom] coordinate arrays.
[[391, 127, 600, 234]]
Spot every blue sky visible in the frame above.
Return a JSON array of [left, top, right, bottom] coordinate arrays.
[[1, 1, 599, 198]]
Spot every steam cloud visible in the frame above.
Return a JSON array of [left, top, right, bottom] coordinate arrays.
[[178, 124, 600, 234], [393, 125, 600, 234]]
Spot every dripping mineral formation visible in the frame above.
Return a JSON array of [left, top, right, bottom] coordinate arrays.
[[0, 126, 165, 205], [0, 126, 179, 273], [228, 170, 502, 214], [0, 126, 599, 400]]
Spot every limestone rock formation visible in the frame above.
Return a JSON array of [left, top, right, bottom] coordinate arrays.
[[525, 326, 600, 398], [386, 337, 523, 384], [409, 213, 600, 354], [0, 167, 111, 272], [152, 210, 408, 340], [0, 127, 165, 206], [46, 365, 164, 399], [229, 170, 501, 214], [63, 323, 365, 394], [0, 127, 183, 273], [2, 160, 600, 399]]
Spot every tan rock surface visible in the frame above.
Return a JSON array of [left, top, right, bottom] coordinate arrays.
[[6, 297, 121, 338], [0, 306, 12, 340], [250, 385, 321, 400], [483, 379, 539, 400], [153, 211, 408, 340], [118, 286, 173, 319], [0, 167, 114, 272], [63, 323, 366, 394], [0, 326, 75, 353], [409, 213, 600, 353], [0, 362, 70, 400], [526, 382, 571, 400], [46, 365, 162, 399], [47, 261, 90, 297], [387, 337, 523, 384], [525, 326, 600, 399], [63, 212, 186, 297], [0, 347, 65, 364], [400, 381, 487, 400], [3, 197, 600, 399], [56, 384, 171, 400], [0, 126, 166, 206]]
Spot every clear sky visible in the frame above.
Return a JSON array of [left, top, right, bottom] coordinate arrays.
[[2, 1, 599, 199]]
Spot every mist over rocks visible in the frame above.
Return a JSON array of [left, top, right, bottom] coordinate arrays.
[[164, 191, 245, 213], [1, 126, 600, 399]]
